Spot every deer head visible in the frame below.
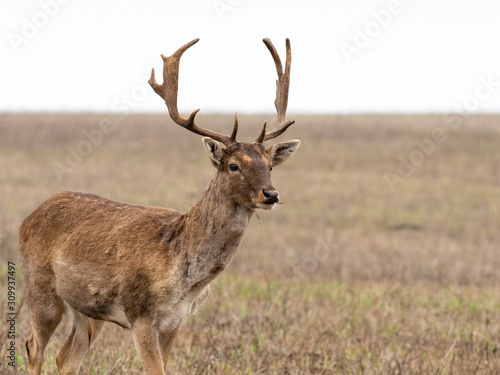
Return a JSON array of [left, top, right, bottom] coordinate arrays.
[[149, 38, 301, 210]]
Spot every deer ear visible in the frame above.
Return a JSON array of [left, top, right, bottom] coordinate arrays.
[[202, 137, 224, 168], [267, 140, 301, 167]]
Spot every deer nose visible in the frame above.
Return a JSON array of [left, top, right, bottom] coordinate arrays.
[[262, 188, 279, 204]]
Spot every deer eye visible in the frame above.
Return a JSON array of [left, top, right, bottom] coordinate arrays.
[[229, 164, 239, 172]]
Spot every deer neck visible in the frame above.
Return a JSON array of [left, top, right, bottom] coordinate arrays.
[[189, 172, 253, 237], [177, 171, 253, 289]]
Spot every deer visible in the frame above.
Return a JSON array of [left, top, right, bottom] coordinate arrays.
[[19, 38, 300, 375]]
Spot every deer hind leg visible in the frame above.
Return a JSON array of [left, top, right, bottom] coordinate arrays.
[[25, 290, 65, 375], [56, 306, 104, 375]]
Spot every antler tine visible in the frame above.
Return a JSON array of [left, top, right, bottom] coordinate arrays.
[[257, 38, 295, 143], [255, 122, 267, 144], [231, 113, 239, 143], [149, 39, 238, 147]]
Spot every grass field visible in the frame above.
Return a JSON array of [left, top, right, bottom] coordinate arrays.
[[0, 113, 499, 374]]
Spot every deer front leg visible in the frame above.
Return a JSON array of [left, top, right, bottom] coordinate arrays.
[[132, 318, 164, 375], [159, 327, 179, 373]]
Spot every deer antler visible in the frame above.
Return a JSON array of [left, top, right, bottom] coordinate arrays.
[[256, 38, 295, 144], [149, 39, 238, 147]]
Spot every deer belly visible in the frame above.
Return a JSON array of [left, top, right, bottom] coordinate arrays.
[[53, 260, 131, 328]]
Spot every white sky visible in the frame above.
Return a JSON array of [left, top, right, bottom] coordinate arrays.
[[1, 0, 500, 114]]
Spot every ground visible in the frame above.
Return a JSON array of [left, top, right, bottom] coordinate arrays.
[[0, 113, 499, 374]]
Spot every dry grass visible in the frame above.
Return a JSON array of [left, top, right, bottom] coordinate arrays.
[[0, 113, 499, 374]]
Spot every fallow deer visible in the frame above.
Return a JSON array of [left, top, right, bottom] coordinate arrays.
[[19, 38, 300, 375]]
